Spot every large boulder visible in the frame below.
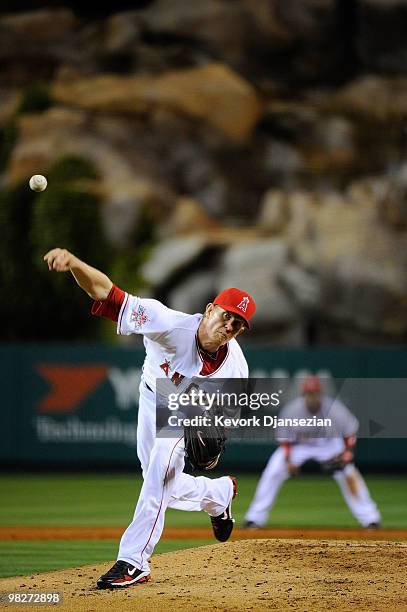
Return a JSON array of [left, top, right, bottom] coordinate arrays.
[[0, 9, 77, 84], [141, 236, 210, 288], [216, 239, 300, 329], [158, 197, 219, 238], [298, 187, 407, 338], [5, 108, 174, 247], [167, 271, 216, 314], [0, 8, 76, 42], [135, 0, 292, 74], [136, 0, 350, 86], [6, 108, 89, 183], [256, 185, 407, 340], [257, 190, 291, 235], [358, 0, 407, 73], [0, 89, 20, 128], [259, 0, 349, 85], [51, 63, 263, 142], [379, 164, 407, 231], [330, 75, 407, 121]]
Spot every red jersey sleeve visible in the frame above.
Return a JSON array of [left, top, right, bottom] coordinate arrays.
[[91, 285, 125, 322]]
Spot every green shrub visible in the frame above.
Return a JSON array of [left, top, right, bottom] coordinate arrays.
[[0, 154, 157, 341], [0, 183, 36, 285], [17, 84, 53, 115], [0, 183, 57, 340], [0, 154, 110, 341], [0, 84, 52, 173], [133, 202, 155, 246], [46, 155, 99, 185], [108, 247, 151, 294], [0, 121, 18, 173], [31, 187, 110, 273]]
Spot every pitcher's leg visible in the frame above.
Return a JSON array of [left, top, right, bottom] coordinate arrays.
[[244, 447, 290, 526], [136, 382, 156, 477], [333, 464, 381, 527], [118, 435, 184, 572], [168, 472, 233, 515]]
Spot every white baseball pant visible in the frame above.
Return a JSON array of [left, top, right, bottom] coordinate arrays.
[[117, 381, 233, 572], [244, 441, 381, 527]]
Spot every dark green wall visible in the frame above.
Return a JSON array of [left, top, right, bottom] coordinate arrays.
[[1, 345, 406, 470]]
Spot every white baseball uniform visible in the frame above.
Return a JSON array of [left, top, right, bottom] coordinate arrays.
[[93, 287, 248, 572], [245, 396, 381, 527]]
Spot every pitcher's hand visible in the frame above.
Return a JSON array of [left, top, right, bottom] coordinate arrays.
[[44, 248, 74, 272]]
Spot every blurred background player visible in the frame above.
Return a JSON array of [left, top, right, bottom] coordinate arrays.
[[243, 375, 381, 529]]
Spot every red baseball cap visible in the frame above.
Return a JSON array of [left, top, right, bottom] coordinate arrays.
[[213, 288, 256, 329], [301, 375, 322, 394]]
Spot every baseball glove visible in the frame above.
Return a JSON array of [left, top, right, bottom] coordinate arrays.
[[320, 450, 353, 475], [184, 410, 226, 471]]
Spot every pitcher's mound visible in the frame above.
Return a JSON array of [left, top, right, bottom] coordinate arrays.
[[1, 539, 406, 611]]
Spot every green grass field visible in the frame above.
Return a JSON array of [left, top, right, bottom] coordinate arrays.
[[0, 473, 406, 578], [0, 540, 209, 579]]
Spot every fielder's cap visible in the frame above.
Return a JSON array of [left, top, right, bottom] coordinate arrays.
[[301, 375, 322, 394], [213, 288, 256, 329]]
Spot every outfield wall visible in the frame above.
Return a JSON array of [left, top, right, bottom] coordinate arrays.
[[1, 345, 406, 470]]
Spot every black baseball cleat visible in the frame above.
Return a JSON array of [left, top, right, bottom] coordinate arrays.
[[365, 522, 382, 529], [210, 476, 237, 543], [97, 560, 150, 589]]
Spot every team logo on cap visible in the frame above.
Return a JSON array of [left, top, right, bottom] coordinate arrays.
[[237, 296, 249, 313]]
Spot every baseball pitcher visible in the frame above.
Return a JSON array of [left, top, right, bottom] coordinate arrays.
[[44, 248, 255, 589], [243, 375, 381, 529]]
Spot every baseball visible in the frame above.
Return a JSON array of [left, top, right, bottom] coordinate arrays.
[[29, 174, 47, 192]]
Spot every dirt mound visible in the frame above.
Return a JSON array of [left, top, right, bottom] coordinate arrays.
[[1, 539, 406, 611]]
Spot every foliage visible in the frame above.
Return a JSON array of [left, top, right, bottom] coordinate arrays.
[[17, 84, 53, 115], [0, 156, 108, 341], [31, 188, 109, 271], [46, 155, 99, 184], [108, 245, 152, 293], [0, 154, 155, 341], [30, 155, 105, 267], [132, 202, 156, 247], [0, 183, 52, 340], [0, 84, 52, 175], [0, 121, 18, 173]]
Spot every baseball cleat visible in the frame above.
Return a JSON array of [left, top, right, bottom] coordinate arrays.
[[210, 476, 237, 543], [242, 520, 261, 530], [365, 522, 382, 529], [97, 560, 150, 589]]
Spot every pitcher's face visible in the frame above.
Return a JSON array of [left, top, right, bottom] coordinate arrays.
[[203, 304, 245, 347]]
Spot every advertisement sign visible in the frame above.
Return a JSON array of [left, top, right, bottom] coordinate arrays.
[[1, 345, 406, 468]]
